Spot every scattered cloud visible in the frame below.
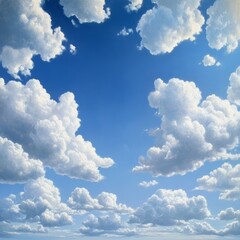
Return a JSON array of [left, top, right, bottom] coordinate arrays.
[[206, 0, 240, 53], [202, 54, 221, 67], [130, 189, 211, 226], [68, 187, 133, 213], [136, 0, 204, 55], [69, 44, 77, 55], [196, 163, 240, 201], [134, 74, 240, 177], [0, 78, 114, 181], [0, 0, 65, 78], [126, 0, 143, 12], [139, 180, 158, 188], [59, 0, 110, 24], [117, 27, 134, 37], [227, 66, 240, 106]]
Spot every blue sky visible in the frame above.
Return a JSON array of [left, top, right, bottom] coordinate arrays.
[[0, 0, 240, 239]]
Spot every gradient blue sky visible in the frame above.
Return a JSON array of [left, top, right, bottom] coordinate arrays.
[[0, 0, 240, 239]]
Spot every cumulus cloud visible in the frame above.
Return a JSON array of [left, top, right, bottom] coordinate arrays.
[[134, 76, 240, 177], [139, 180, 158, 188], [196, 163, 240, 201], [59, 0, 110, 24], [68, 187, 132, 213], [0, 0, 65, 78], [218, 208, 240, 221], [202, 54, 221, 67], [117, 27, 134, 37], [130, 189, 210, 226], [69, 44, 77, 55], [0, 137, 44, 184], [0, 78, 114, 182], [227, 66, 240, 106], [206, 0, 240, 53], [80, 213, 136, 236], [136, 0, 204, 55], [126, 0, 143, 12]]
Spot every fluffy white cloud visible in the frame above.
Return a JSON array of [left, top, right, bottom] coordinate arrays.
[[0, 78, 114, 181], [80, 213, 136, 236], [206, 0, 240, 53], [117, 27, 134, 37], [60, 0, 110, 24], [0, 137, 44, 184], [196, 163, 240, 201], [218, 208, 240, 221], [136, 0, 204, 55], [69, 44, 77, 55], [139, 180, 158, 188], [228, 66, 240, 106], [130, 189, 210, 225], [68, 187, 132, 213], [134, 76, 240, 177], [126, 0, 143, 12], [202, 54, 221, 67], [0, 0, 65, 78]]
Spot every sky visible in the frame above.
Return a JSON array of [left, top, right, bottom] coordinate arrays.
[[0, 0, 240, 239]]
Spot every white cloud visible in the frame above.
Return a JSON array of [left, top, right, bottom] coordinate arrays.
[[130, 189, 210, 226], [202, 54, 221, 67], [69, 44, 77, 55], [218, 208, 240, 221], [0, 78, 114, 181], [134, 76, 240, 177], [117, 27, 134, 37], [80, 213, 136, 236], [196, 163, 240, 201], [0, 137, 44, 184], [68, 187, 133, 213], [136, 0, 204, 55], [206, 0, 240, 53], [0, 0, 65, 78], [13, 224, 46, 233], [126, 0, 143, 12], [40, 209, 73, 227], [227, 66, 240, 106], [59, 0, 110, 24], [139, 180, 158, 188]]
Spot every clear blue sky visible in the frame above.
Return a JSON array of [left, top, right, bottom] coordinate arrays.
[[0, 0, 240, 239]]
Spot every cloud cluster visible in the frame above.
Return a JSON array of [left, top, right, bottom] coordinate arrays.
[[0, 78, 114, 182], [202, 54, 221, 67], [68, 187, 132, 213], [130, 189, 210, 226], [117, 27, 134, 37], [0, 177, 72, 228], [134, 75, 240, 176], [0, 0, 65, 78], [126, 0, 143, 12], [60, 0, 110, 24], [136, 0, 204, 55], [139, 180, 158, 188], [206, 0, 240, 53], [196, 163, 240, 201]]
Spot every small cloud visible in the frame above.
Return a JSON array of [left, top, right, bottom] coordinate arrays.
[[69, 44, 77, 55], [139, 180, 158, 188], [117, 27, 134, 37], [126, 0, 143, 12], [201, 54, 221, 67]]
